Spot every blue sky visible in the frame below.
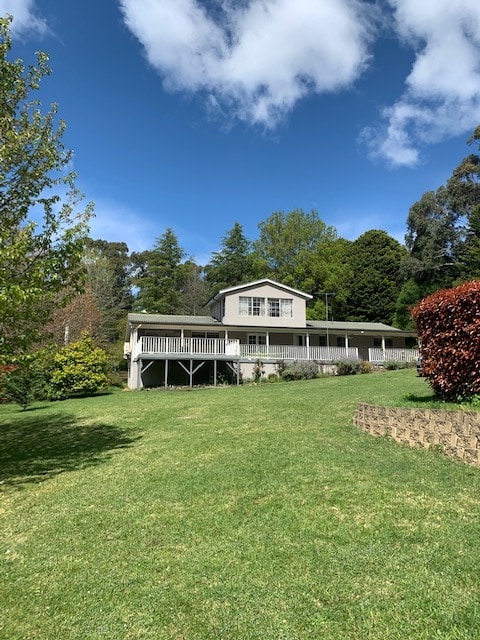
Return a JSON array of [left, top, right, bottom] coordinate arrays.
[[3, 0, 480, 264]]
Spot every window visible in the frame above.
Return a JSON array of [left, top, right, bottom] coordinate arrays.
[[374, 338, 393, 348], [248, 334, 267, 345], [318, 335, 327, 347], [240, 296, 293, 318], [268, 298, 280, 317], [239, 296, 265, 316], [337, 337, 346, 348], [191, 332, 220, 339]]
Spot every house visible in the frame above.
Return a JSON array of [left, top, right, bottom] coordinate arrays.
[[124, 279, 417, 389]]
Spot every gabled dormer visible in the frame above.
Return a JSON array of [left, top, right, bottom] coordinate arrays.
[[206, 279, 312, 328]]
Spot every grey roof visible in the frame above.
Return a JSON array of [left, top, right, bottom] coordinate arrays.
[[127, 313, 220, 326], [307, 320, 414, 335], [206, 278, 313, 305], [127, 312, 414, 337]]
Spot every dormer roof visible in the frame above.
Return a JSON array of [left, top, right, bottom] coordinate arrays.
[[206, 279, 313, 306]]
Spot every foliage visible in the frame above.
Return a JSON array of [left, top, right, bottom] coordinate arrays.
[[48, 333, 108, 400], [345, 230, 406, 324], [384, 360, 408, 370], [83, 239, 133, 342], [3, 363, 45, 410], [206, 222, 254, 294], [280, 360, 318, 381], [133, 228, 186, 314], [252, 209, 337, 293], [336, 359, 361, 375], [252, 358, 265, 383], [0, 18, 93, 362], [411, 280, 480, 400], [359, 360, 373, 374]]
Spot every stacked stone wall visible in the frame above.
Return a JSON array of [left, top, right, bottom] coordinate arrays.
[[353, 403, 480, 466]]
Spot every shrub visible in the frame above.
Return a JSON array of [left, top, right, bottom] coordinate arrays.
[[280, 361, 318, 381], [384, 360, 408, 370], [411, 281, 480, 401], [252, 359, 265, 383], [336, 360, 360, 376], [267, 372, 281, 383], [48, 333, 109, 400], [359, 360, 373, 374], [3, 364, 45, 410]]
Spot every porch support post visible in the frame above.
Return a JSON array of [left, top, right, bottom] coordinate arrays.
[[164, 359, 168, 389], [306, 333, 310, 360], [345, 334, 349, 359], [382, 336, 386, 362], [138, 359, 143, 389], [266, 331, 270, 357], [214, 359, 217, 387]]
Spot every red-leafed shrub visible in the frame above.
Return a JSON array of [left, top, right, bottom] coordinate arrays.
[[411, 281, 480, 401]]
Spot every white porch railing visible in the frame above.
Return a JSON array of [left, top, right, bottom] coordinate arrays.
[[240, 344, 359, 361], [137, 336, 240, 358], [134, 337, 359, 362], [368, 348, 419, 364]]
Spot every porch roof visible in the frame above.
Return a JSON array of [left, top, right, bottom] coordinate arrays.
[[127, 313, 416, 339]]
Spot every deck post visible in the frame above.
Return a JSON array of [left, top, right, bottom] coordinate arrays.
[[214, 359, 217, 387], [164, 359, 168, 389]]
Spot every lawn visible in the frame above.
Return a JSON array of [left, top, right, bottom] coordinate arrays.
[[2, 370, 480, 639]]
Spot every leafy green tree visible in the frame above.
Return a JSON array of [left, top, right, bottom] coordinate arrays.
[[345, 230, 406, 324], [83, 240, 133, 342], [252, 209, 338, 293], [393, 278, 423, 330], [0, 17, 93, 361], [134, 228, 186, 314], [48, 333, 108, 400], [206, 222, 253, 293]]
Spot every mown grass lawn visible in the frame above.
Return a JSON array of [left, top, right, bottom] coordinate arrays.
[[2, 369, 480, 639]]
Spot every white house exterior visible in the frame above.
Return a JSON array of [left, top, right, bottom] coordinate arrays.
[[125, 279, 417, 389]]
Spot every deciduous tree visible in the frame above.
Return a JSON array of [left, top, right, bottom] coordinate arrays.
[[0, 17, 93, 361]]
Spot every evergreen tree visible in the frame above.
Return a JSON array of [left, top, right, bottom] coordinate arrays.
[[134, 228, 185, 314], [345, 230, 406, 324], [206, 222, 253, 293]]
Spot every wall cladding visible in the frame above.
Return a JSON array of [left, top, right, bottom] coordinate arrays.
[[353, 403, 480, 466]]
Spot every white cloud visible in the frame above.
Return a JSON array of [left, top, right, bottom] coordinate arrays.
[[119, 0, 375, 128], [0, 0, 47, 35], [364, 0, 480, 167]]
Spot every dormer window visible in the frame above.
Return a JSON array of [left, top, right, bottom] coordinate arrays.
[[239, 296, 265, 316], [239, 296, 293, 318]]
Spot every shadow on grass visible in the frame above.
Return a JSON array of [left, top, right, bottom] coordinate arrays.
[[0, 410, 141, 488], [403, 393, 440, 404]]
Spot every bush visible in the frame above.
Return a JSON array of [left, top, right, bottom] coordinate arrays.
[[336, 360, 360, 376], [48, 333, 109, 400], [384, 360, 408, 371], [411, 281, 480, 401], [359, 360, 373, 374], [3, 364, 45, 410], [280, 361, 318, 381]]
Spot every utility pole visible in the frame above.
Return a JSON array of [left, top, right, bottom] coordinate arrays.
[[318, 292, 335, 360]]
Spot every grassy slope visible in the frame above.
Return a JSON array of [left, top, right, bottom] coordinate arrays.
[[1, 370, 480, 639]]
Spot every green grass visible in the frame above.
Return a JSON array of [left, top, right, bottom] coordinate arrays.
[[2, 370, 480, 639]]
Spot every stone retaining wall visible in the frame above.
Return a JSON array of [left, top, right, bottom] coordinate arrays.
[[353, 403, 480, 466]]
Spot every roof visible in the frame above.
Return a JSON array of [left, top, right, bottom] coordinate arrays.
[[307, 320, 415, 336], [126, 312, 415, 337], [127, 313, 220, 326], [206, 279, 313, 305]]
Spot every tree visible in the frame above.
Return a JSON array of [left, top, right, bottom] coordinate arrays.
[[252, 209, 338, 293], [206, 222, 253, 294], [345, 230, 406, 324], [0, 17, 93, 361], [83, 239, 133, 342], [178, 260, 210, 315], [134, 228, 186, 314]]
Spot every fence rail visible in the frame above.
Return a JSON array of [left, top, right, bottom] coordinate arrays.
[[135, 337, 360, 362], [368, 348, 419, 364]]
